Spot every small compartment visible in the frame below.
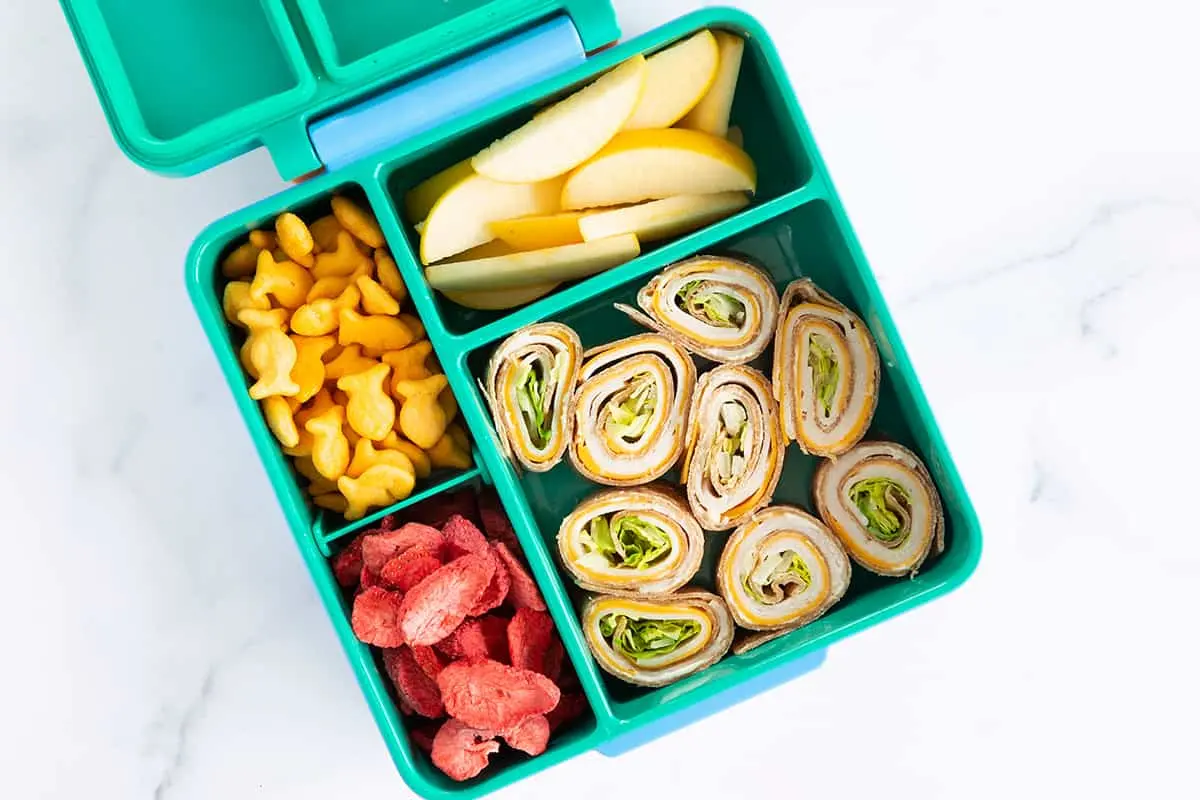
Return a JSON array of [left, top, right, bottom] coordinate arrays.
[[186, 179, 480, 548], [384, 15, 815, 339], [63, 0, 311, 149], [464, 197, 981, 721], [322, 478, 603, 795]]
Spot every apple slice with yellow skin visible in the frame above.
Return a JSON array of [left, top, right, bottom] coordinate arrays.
[[471, 55, 647, 184], [679, 31, 746, 137], [425, 234, 640, 292], [562, 129, 756, 210], [441, 282, 561, 311], [419, 171, 563, 264], [579, 192, 749, 244], [489, 212, 585, 251], [404, 158, 474, 222], [623, 30, 720, 130]]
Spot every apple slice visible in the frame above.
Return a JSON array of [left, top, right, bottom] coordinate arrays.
[[679, 31, 746, 137], [561, 129, 756, 210], [471, 56, 647, 184], [419, 171, 563, 264], [441, 282, 561, 311], [425, 235, 640, 292], [489, 212, 585, 251], [623, 30, 720, 130], [579, 192, 749, 244], [404, 158, 474, 222]]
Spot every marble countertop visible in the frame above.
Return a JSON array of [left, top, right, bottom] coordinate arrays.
[[3, 0, 1197, 797]]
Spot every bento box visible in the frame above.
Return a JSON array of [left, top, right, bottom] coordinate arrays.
[[60, 1, 982, 797]]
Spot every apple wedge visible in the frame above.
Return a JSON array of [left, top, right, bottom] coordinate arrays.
[[425, 234, 640, 292], [471, 56, 647, 184], [623, 30, 720, 130], [404, 158, 474, 222], [679, 31, 745, 137], [579, 192, 749, 244], [419, 171, 563, 264], [561, 128, 756, 210], [441, 282, 561, 311], [489, 212, 585, 250]]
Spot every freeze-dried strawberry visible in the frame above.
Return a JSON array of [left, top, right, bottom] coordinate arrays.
[[332, 534, 365, 589], [493, 542, 547, 611], [382, 646, 444, 719], [380, 546, 443, 592], [377, 514, 397, 531], [351, 587, 406, 647], [438, 616, 509, 663], [410, 644, 445, 681], [478, 491, 521, 551], [410, 488, 479, 529], [466, 547, 509, 617], [409, 721, 439, 755], [431, 719, 499, 782], [399, 553, 495, 646], [438, 659, 561, 732], [502, 714, 550, 756], [442, 514, 489, 558], [545, 692, 587, 734], [362, 523, 444, 575], [543, 637, 565, 684], [397, 696, 415, 717], [360, 563, 382, 591], [508, 608, 554, 674]]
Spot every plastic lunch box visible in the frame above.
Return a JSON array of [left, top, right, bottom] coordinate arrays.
[[59, 1, 983, 796]]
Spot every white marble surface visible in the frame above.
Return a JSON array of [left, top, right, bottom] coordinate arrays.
[[3, 0, 1198, 797]]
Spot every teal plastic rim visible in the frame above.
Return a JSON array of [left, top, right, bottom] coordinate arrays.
[[185, 8, 983, 799]]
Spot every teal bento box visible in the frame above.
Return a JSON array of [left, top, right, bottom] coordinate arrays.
[[59, 1, 982, 797]]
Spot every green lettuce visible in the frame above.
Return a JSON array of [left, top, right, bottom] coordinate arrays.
[[849, 477, 911, 545], [808, 334, 839, 416], [599, 613, 702, 663], [744, 550, 812, 603], [584, 514, 672, 569], [675, 280, 746, 328], [516, 362, 551, 448], [607, 374, 657, 441], [711, 402, 748, 487]]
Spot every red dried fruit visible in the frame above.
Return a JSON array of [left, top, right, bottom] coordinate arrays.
[[361, 523, 444, 575], [332, 534, 365, 589], [380, 546, 443, 592], [478, 491, 521, 551], [399, 553, 495, 646], [360, 563, 382, 591], [351, 587, 406, 647], [398, 696, 415, 717], [377, 514, 397, 531], [438, 616, 509, 663], [431, 719, 499, 782], [409, 488, 480, 529], [502, 714, 550, 756], [545, 692, 587, 734], [409, 721, 439, 755], [382, 646, 444, 719], [493, 542, 547, 612], [507, 608, 555, 674], [438, 659, 561, 732], [543, 637, 565, 684], [466, 548, 509, 617], [442, 514, 489, 558], [410, 644, 446, 681]]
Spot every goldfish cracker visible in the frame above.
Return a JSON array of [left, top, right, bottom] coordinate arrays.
[[373, 248, 408, 304], [338, 463, 415, 520], [249, 230, 278, 251], [356, 275, 400, 316], [449, 423, 470, 452], [339, 308, 415, 352], [261, 395, 300, 448], [238, 309, 299, 399], [291, 285, 361, 337], [438, 385, 459, 423], [250, 250, 313, 309], [426, 429, 472, 471], [290, 335, 335, 403], [331, 195, 385, 249], [295, 388, 335, 427], [223, 281, 269, 326], [275, 212, 315, 268], [306, 405, 350, 481], [324, 345, 377, 382], [382, 341, 434, 388], [239, 339, 258, 378], [379, 431, 432, 479], [337, 363, 395, 441], [309, 215, 344, 253], [343, 419, 362, 448], [306, 474, 339, 496], [313, 492, 349, 514], [293, 453, 326, 485], [307, 275, 350, 302], [222, 241, 260, 279], [313, 231, 372, 279], [283, 428, 314, 458], [392, 374, 450, 449], [347, 438, 416, 479], [397, 313, 426, 341], [286, 395, 303, 413]]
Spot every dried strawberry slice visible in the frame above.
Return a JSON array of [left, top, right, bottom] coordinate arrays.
[[438, 659, 561, 732], [379, 546, 443, 592], [332, 534, 365, 589], [466, 547, 509, 617], [545, 692, 588, 734], [437, 616, 509, 663], [408, 721, 439, 755], [361, 523, 444, 575], [398, 553, 495, 646], [507, 608, 554, 674], [409, 488, 480, 529], [410, 644, 446, 681], [542, 637, 565, 684], [431, 719, 499, 782], [478, 491, 521, 551], [441, 514, 490, 558], [502, 714, 550, 756], [493, 542, 547, 612], [382, 646, 444, 719], [350, 587, 406, 647]]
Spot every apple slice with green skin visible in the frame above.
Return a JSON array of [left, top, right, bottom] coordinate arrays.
[[623, 30, 720, 130], [489, 212, 585, 250], [419, 171, 563, 264], [426, 234, 640, 292], [679, 31, 746, 137], [562, 129, 756, 210], [471, 55, 647, 184], [579, 192, 749, 244]]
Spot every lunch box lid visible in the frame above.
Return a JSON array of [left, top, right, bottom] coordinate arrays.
[[57, 0, 620, 180]]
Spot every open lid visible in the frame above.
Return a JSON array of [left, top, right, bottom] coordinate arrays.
[[58, 0, 619, 180]]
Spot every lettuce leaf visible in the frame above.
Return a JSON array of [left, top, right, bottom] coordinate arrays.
[[849, 477, 911, 544], [599, 613, 702, 663]]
